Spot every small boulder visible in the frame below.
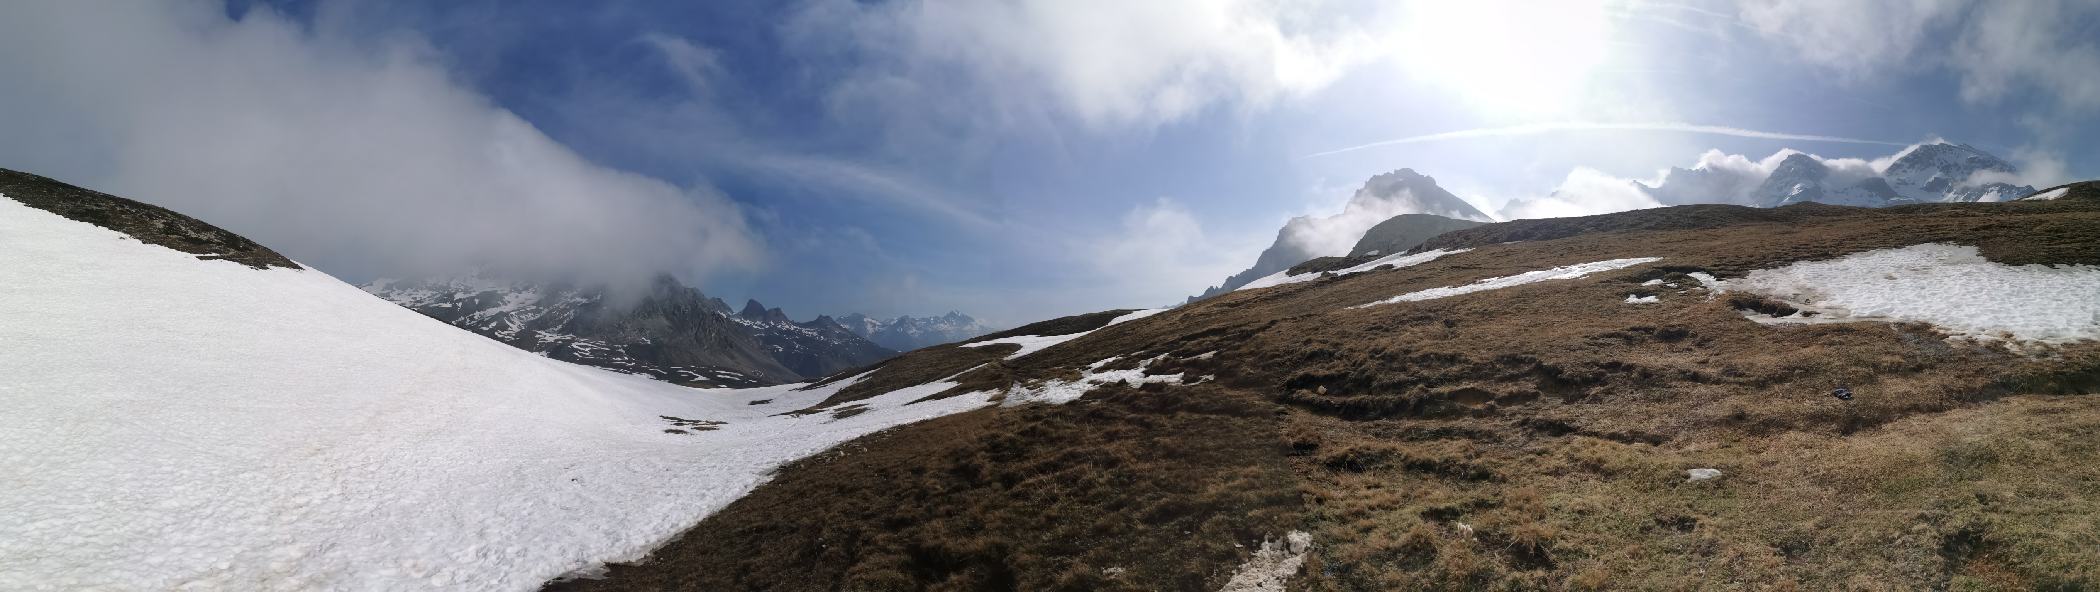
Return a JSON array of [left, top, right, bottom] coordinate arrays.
[[1687, 468, 1723, 482]]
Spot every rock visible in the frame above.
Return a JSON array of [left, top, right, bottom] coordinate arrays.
[[1286, 531, 1313, 554], [1687, 468, 1723, 482]]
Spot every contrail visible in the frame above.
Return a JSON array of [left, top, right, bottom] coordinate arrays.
[[1303, 122, 1909, 159]]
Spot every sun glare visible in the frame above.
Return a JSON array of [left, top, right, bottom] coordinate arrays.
[[1395, 0, 1615, 118]]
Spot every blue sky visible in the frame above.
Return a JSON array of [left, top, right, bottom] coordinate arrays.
[[2, 1, 2094, 326]]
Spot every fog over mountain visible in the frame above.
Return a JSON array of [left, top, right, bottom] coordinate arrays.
[[1191, 169, 1489, 300]]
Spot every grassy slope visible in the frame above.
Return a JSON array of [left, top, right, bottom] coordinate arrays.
[[558, 186, 2100, 591]]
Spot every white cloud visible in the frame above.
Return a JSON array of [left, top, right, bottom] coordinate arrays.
[[0, 1, 761, 285], [1738, 0, 2100, 111], [785, 0, 1392, 129], [1091, 198, 1262, 305], [1967, 146, 2073, 189], [638, 32, 726, 95], [1499, 167, 1662, 219], [1279, 187, 1421, 256], [1303, 122, 1905, 159], [1949, 1, 2100, 110], [1736, 0, 1967, 77], [1497, 141, 1971, 219]]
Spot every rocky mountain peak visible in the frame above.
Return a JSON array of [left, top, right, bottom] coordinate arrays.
[[738, 299, 769, 320], [1885, 142, 2028, 203], [1770, 152, 1829, 179]]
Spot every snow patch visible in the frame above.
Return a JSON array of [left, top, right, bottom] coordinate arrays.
[[1353, 258, 1663, 307], [1236, 248, 1470, 292], [0, 195, 995, 591], [1218, 531, 1312, 592], [1004, 354, 1183, 406], [1715, 243, 2100, 343], [2025, 187, 2069, 201], [1625, 294, 1660, 304], [961, 308, 1168, 360]]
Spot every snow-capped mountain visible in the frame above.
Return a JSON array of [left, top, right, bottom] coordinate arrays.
[[837, 311, 994, 351], [1881, 142, 2032, 203], [1190, 169, 1490, 302], [727, 299, 898, 377], [363, 276, 895, 386], [1747, 153, 1901, 207], [1644, 141, 2036, 208]]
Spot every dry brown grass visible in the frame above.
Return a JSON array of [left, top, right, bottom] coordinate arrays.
[[556, 191, 2100, 591], [553, 384, 1298, 592]]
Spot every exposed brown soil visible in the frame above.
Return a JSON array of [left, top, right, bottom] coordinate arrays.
[[557, 190, 2100, 591], [0, 168, 299, 269]]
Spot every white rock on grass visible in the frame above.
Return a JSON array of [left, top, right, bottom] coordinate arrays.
[[1687, 468, 1724, 482], [1219, 531, 1313, 592]]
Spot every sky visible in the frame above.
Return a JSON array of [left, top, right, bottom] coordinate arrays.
[[0, 0, 2092, 327]]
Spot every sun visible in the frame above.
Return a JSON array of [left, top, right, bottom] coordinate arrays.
[[1393, 0, 1616, 119]]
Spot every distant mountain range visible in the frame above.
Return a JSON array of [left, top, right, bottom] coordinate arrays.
[[363, 274, 895, 386], [1641, 141, 2035, 208], [837, 311, 994, 351], [1194, 141, 2041, 303]]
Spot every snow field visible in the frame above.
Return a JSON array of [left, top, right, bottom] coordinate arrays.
[[2025, 187, 2069, 201], [0, 195, 995, 591], [1715, 243, 2100, 343]]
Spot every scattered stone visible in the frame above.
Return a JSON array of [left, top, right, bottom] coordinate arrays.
[[1687, 468, 1723, 482], [1833, 386, 1854, 401], [1219, 531, 1314, 592]]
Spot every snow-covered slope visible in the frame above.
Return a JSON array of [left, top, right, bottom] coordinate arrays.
[[0, 193, 987, 590], [1715, 243, 2100, 342]]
